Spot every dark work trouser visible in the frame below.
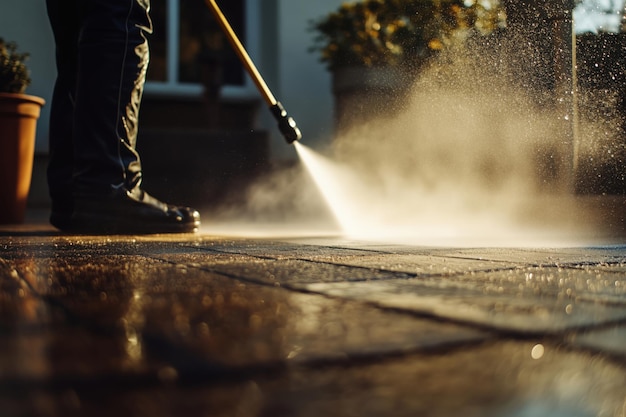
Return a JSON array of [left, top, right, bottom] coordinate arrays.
[[46, 0, 152, 212]]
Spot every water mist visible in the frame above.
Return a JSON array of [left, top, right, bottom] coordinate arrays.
[[293, 40, 623, 246], [207, 27, 624, 246]]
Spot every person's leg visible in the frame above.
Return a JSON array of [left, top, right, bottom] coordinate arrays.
[[47, 0, 200, 233], [72, 0, 149, 193], [46, 0, 81, 229]]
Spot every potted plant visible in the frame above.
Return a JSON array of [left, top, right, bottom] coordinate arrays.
[[0, 38, 45, 224], [310, 0, 506, 130]]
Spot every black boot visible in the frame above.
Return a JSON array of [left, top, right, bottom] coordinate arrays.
[[69, 187, 200, 234]]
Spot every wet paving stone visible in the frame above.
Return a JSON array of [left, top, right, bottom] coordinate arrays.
[[189, 239, 381, 260], [431, 265, 626, 305], [301, 265, 626, 334], [153, 252, 413, 284], [569, 325, 626, 359], [0, 326, 159, 384], [1, 234, 626, 416], [288, 253, 518, 276], [2, 341, 625, 417], [155, 250, 518, 285], [441, 246, 626, 267], [302, 282, 626, 334], [0, 247, 489, 386]]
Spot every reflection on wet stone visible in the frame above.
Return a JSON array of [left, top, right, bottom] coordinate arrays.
[[0, 236, 625, 416]]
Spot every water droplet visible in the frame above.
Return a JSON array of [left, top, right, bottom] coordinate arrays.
[[531, 344, 545, 360]]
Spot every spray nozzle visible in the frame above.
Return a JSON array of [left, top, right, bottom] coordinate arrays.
[[270, 102, 302, 144]]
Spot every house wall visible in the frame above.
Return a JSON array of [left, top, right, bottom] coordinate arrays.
[[270, 0, 345, 160], [0, 3, 56, 153]]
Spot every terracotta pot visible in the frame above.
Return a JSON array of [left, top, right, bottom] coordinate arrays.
[[0, 92, 45, 224]]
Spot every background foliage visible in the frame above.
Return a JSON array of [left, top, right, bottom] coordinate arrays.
[[311, 0, 506, 70], [0, 38, 31, 94]]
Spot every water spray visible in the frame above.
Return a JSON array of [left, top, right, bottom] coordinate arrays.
[[205, 0, 302, 144]]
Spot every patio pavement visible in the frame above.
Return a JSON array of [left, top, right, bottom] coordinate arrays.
[[1, 210, 626, 417]]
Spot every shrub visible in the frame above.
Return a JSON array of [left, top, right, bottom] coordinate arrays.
[[310, 0, 506, 71], [0, 38, 31, 93]]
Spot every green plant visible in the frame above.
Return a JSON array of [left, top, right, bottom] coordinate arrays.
[[0, 38, 31, 93], [310, 0, 506, 71]]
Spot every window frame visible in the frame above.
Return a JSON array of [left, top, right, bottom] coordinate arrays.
[[145, 0, 260, 99]]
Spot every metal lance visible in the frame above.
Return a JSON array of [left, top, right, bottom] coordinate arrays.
[[205, 0, 302, 144]]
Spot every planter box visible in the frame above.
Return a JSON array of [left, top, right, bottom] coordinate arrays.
[[332, 66, 413, 133]]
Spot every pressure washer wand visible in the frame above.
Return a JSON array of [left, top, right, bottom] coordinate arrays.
[[205, 0, 302, 144]]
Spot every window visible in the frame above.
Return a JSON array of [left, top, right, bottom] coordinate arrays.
[[145, 0, 259, 97], [574, 0, 626, 34]]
